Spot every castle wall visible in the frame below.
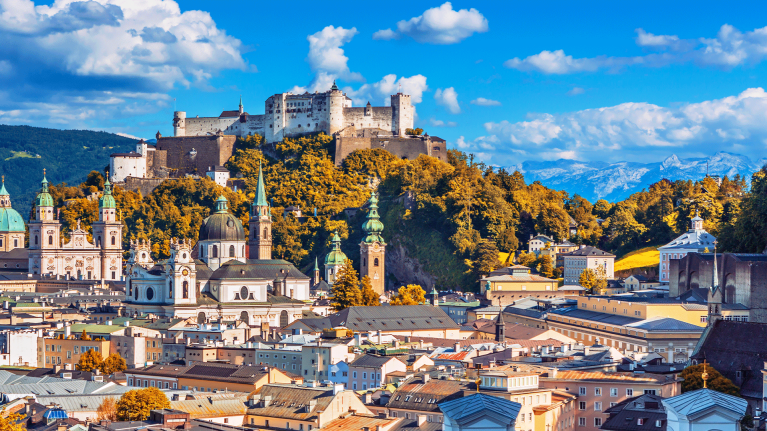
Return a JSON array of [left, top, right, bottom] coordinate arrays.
[[335, 133, 448, 166], [183, 116, 239, 137], [342, 107, 394, 131], [154, 135, 236, 176], [110, 155, 146, 183]]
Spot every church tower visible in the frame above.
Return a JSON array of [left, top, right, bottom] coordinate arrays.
[[0, 177, 26, 252], [360, 192, 386, 295], [168, 239, 196, 305], [707, 240, 722, 326], [92, 177, 124, 280], [325, 231, 347, 284], [248, 163, 272, 260], [28, 171, 60, 275]]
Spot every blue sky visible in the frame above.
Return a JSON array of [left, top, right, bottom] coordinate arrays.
[[2, 1, 767, 165]]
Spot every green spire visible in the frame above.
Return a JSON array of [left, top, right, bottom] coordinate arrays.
[[99, 176, 116, 209], [362, 192, 385, 244], [239, 95, 243, 107], [314, 256, 319, 271], [215, 195, 229, 213], [330, 80, 339, 91], [324, 230, 348, 266], [0, 176, 8, 197], [35, 169, 54, 207], [254, 162, 268, 207]]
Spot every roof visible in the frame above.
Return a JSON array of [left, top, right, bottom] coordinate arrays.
[[625, 317, 704, 332], [210, 259, 310, 281], [386, 379, 465, 412], [198, 196, 246, 242], [482, 273, 557, 282], [219, 110, 247, 117], [562, 246, 615, 257], [439, 393, 521, 425], [601, 394, 667, 431], [54, 323, 125, 335], [246, 384, 341, 421], [350, 354, 402, 368], [0, 207, 25, 232], [322, 414, 400, 431], [319, 305, 459, 332], [663, 388, 747, 417], [170, 394, 248, 418], [659, 228, 716, 250], [544, 370, 675, 384]]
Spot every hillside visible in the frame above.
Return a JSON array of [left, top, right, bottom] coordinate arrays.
[[614, 246, 660, 272], [0, 125, 138, 215]]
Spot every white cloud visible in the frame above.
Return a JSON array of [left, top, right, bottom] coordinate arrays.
[[375, 2, 488, 44], [345, 74, 429, 105], [0, 0, 246, 127], [480, 87, 767, 162], [429, 118, 457, 127], [505, 23, 767, 74], [471, 97, 501, 106], [567, 87, 585, 96], [434, 87, 460, 114], [291, 25, 364, 93], [372, 28, 398, 40]]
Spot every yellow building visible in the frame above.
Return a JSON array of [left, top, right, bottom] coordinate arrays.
[[482, 265, 558, 296], [38, 337, 110, 368]]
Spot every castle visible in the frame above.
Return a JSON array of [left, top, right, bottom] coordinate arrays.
[[173, 82, 414, 142]]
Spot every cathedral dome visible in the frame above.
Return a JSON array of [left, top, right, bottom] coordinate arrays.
[[99, 179, 116, 209], [35, 173, 54, 207], [199, 196, 246, 242], [0, 208, 25, 232]]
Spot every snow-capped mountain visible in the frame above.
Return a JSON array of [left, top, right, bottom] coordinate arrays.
[[512, 152, 767, 202]]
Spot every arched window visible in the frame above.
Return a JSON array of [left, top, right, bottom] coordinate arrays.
[[183, 281, 189, 299], [212, 245, 218, 257], [263, 227, 269, 239], [96, 236, 101, 246], [111, 236, 116, 246], [34, 235, 38, 245], [229, 245, 235, 257], [374, 258, 379, 267], [48, 235, 53, 245], [169, 280, 173, 298]]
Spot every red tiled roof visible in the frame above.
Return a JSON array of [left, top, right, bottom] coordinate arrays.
[[546, 371, 674, 383]]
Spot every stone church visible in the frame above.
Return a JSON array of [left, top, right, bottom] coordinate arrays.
[[28, 172, 123, 281], [123, 165, 310, 327]]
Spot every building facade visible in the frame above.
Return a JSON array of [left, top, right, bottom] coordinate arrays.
[[562, 246, 615, 285], [28, 173, 123, 281], [658, 212, 716, 283]]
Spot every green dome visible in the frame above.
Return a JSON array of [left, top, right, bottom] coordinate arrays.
[[35, 173, 54, 207], [361, 192, 385, 244], [99, 179, 116, 209], [199, 196, 246, 241], [324, 231, 347, 266], [0, 207, 25, 232]]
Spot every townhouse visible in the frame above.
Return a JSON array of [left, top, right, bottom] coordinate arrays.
[[124, 362, 298, 393], [348, 354, 406, 391]]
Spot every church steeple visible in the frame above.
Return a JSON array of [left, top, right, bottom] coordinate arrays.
[[495, 299, 506, 342], [0, 176, 10, 208], [707, 239, 722, 326], [360, 192, 386, 296], [249, 162, 272, 260], [238, 95, 244, 114]]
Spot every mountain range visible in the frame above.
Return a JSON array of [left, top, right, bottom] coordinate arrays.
[[512, 152, 767, 202]]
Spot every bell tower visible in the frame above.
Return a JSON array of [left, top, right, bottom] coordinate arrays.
[[360, 192, 386, 295], [28, 170, 60, 275], [92, 176, 124, 281], [248, 162, 272, 260]]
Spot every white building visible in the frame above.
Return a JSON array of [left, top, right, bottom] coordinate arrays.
[[0, 330, 39, 367], [206, 166, 230, 188], [662, 388, 747, 431], [658, 212, 716, 283], [562, 245, 615, 285], [109, 139, 153, 183], [173, 82, 414, 143]]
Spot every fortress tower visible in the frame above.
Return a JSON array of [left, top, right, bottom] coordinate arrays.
[[360, 192, 386, 295], [391, 93, 414, 137], [173, 111, 186, 136], [328, 81, 346, 135]]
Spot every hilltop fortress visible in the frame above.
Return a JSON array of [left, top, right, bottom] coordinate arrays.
[[110, 83, 446, 186]]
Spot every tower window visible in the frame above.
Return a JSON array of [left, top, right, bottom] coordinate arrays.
[[34, 236, 38, 245], [13, 239, 17, 248], [48, 235, 53, 245], [229, 245, 235, 257], [183, 281, 189, 299], [263, 227, 269, 239], [111, 236, 116, 245], [212, 245, 218, 258], [374, 258, 379, 267]]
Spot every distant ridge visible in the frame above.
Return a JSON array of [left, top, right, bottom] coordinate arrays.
[[512, 151, 766, 202]]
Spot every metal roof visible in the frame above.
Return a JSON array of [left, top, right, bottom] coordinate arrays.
[[350, 354, 402, 368], [439, 393, 521, 424], [625, 317, 704, 332], [663, 388, 747, 417]]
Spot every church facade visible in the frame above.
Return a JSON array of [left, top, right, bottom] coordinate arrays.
[[123, 167, 311, 328], [172, 82, 414, 143], [28, 173, 123, 281]]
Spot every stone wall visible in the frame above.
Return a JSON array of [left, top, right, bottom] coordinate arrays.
[[123, 177, 177, 196], [154, 134, 236, 176], [334, 128, 448, 166]]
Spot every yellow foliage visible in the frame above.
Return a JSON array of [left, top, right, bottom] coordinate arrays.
[[614, 246, 660, 272]]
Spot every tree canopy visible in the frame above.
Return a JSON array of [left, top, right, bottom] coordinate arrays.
[[330, 259, 362, 311], [679, 363, 741, 397], [390, 284, 426, 305], [116, 387, 170, 421]]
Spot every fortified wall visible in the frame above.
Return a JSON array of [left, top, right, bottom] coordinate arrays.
[[333, 127, 447, 166]]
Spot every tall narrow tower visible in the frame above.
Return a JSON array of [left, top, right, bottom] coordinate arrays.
[[248, 163, 272, 260], [707, 240, 722, 326], [28, 171, 60, 275], [360, 192, 386, 295], [92, 177, 124, 281]]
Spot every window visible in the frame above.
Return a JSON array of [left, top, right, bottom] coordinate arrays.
[[610, 388, 618, 397], [579, 402, 586, 410], [48, 235, 53, 245], [627, 389, 634, 396], [644, 389, 657, 395], [595, 387, 602, 396], [578, 418, 586, 427], [353, 371, 357, 378], [374, 257, 379, 266], [594, 418, 602, 426], [363, 372, 367, 379], [594, 402, 602, 411], [579, 387, 586, 395], [212, 245, 218, 257]]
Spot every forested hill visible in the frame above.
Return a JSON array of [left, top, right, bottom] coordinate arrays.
[[0, 125, 138, 214]]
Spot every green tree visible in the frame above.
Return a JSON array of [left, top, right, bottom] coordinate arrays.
[[679, 363, 741, 396], [76, 349, 103, 372], [472, 239, 500, 278], [115, 387, 170, 421], [390, 284, 426, 305], [578, 268, 597, 291], [101, 353, 127, 375], [359, 275, 380, 306], [330, 259, 362, 311]]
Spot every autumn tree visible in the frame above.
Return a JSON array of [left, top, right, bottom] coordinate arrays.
[[116, 387, 170, 421], [537, 256, 554, 278], [578, 268, 597, 291], [390, 284, 426, 305], [405, 128, 424, 136], [330, 259, 362, 311], [0, 408, 25, 431], [680, 363, 740, 396], [101, 353, 127, 375], [359, 275, 380, 306], [80, 330, 91, 341], [593, 265, 608, 294], [517, 251, 537, 268], [76, 348, 103, 372], [97, 397, 118, 422], [472, 239, 500, 279]]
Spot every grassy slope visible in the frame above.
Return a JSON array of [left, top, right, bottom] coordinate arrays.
[[614, 246, 660, 272], [0, 125, 137, 216]]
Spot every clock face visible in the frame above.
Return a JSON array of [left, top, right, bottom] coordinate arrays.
[[182, 269, 189, 276]]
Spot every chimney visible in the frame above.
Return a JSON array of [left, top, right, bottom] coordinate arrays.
[[454, 342, 461, 352], [64, 325, 71, 338], [53, 364, 61, 373], [417, 415, 427, 426], [423, 374, 430, 383], [363, 392, 372, 404], [106, 320, 112, 325]]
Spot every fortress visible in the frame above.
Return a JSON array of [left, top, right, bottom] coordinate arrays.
[[110, 83, 446, 185]]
